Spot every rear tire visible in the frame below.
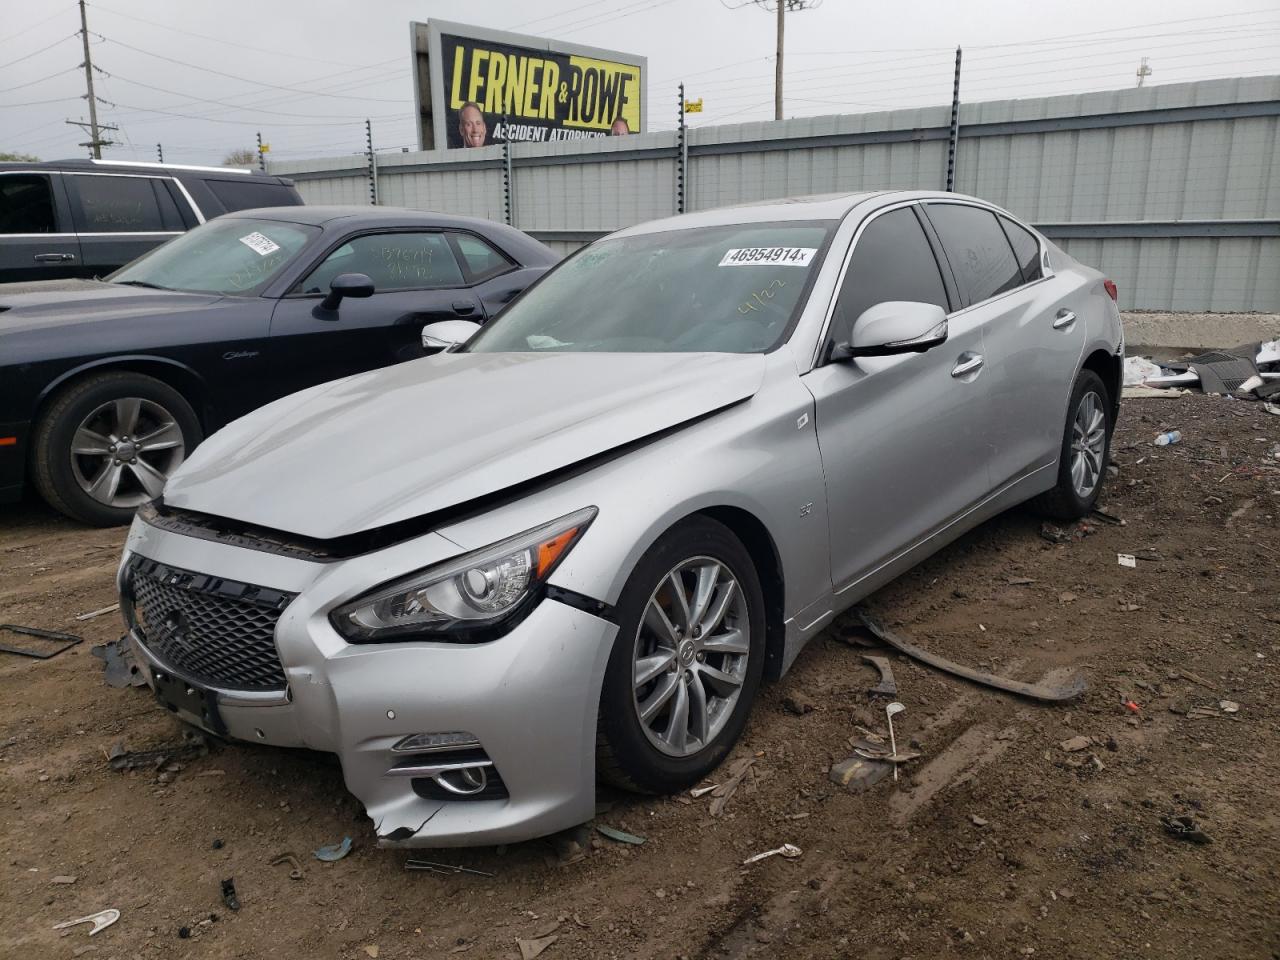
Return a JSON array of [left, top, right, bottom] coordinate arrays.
[[31, 371, 201, 527], [1033, 369, 1112, 520], [596, 516, 766, 794]]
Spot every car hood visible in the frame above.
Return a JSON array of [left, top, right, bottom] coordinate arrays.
[[0, 279, 224, 334], [163, 351, 766, 539]]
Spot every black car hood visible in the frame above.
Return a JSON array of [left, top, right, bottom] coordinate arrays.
[[0, 279, 226, 334]]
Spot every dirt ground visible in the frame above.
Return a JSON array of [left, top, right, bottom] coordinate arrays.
[[1, 393, 1278, 960]]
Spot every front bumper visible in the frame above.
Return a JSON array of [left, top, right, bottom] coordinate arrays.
[[119, 517, 617, 847]]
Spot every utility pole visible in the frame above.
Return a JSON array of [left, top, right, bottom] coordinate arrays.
[[1136, 57, 1152, 87], [731, 1, 821, 122], [77, 0, 107, 157], [156, 143, 163, 163]]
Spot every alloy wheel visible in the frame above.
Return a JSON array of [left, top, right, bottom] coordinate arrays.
[[69, 397, 186, 508], [632, 556, 751, 758], [1069, 390, 1106, 498]]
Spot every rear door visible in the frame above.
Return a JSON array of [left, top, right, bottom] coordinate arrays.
[[802, 203, 996, 596], [922, 202, 1084, 489], [0, 171, 82, 283], [63, 173, 185, 277], [267, 229, 482, 395]]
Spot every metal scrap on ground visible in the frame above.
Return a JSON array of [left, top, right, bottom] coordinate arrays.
[[0, 623, 82, 659], [855, 609, 1087, 702]]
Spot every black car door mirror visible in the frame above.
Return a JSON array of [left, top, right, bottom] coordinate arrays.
[[829, 301, 948, 361], [321, 273, 375, 312]]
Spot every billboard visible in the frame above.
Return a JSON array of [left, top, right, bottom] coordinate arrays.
[[411, 21, 646, 151]]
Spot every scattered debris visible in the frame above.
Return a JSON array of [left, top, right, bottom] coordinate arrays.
[[364, 946, 380, 958], [1179, 670, 1217, 690], [856, 609, 1087, 702], [742, 843, 802, 865], [1219, 700, 1240, 714], [0, 623, 82, 659], [1161, 815, 1212, 844], [53, 909, 120, 937], [516, 934, 558, 960], [1060, 736, 1093, 752], [1124, 700, 1141, 713], [970, 814, 989, 827], [689, 784, 717, 798], [885, 701, 906, 782], [1117, 553, 1137, 568], [1123, 355, 1164, 385], [1090, 508, 1125, 525], [313, 837, 352, 862], [107, 730, 209, 771], [50, 875, 78, 885], [862, 654, 898, 697], [404, 859, 494, 877], [1153, 430, 1182, 446], [709, 757, 756, 817], [76, 603, 120, 622], [829, 755, 891, 791], [596, 825, 646, 845], [782, 692, 814, 715], [270, 853, 304, 880], [1058, 591, 1078, 603], [91, 638, 146, 688], [220, 878, 240, 911], [1039, 520, 1097, 545]]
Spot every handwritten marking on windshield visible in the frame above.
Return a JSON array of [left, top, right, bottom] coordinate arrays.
[[737, 278, 787, 315]]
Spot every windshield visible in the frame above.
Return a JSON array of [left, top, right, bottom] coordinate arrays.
[[110, 217, 319, 295], [466, 221, 834, 354]]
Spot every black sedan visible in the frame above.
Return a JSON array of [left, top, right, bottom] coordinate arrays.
[[0, 206, 558, 525]]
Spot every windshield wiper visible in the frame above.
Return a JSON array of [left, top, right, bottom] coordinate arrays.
[[114, 280, 170, 291]]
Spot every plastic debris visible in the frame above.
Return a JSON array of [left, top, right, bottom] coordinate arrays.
[[76, 603, 120, 621], [220, 877, 240, 911], [689, 784, 717, 798], [1153, 430, 1182, 446], [596, 825, 646, 845], [313, 837, 353, 862], [53, 909, 120, 937], [1161, 815, 1212, 844], [91, 638, 146, 688], [862, 654, 898, 697], [1123, 356, 1164, 385], [885, 702, 905, 782], [1118, 553, 1137, 568], [1219, 700, 1240, 714], [516, 934, 558, 960], [1059, 736, 1092, 752], [1124, 700, 1141, 713], [0, 623, 82, 659], [270, 853, 304, 880], [743, 843, 802, 865]]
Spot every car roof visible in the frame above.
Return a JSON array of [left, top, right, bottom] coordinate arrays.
[[0, 159, 288, 180], [608, 190, 1017, 238]]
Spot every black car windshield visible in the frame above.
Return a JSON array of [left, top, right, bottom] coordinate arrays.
[[109, 218, 319, 295], [465, 221, 834, 354]]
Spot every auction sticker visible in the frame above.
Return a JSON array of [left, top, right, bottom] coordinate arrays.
[[238, 232, 281, 256], [719, 246, 816, 267]]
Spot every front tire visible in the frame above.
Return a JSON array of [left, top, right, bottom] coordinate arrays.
[[1033, 369, 1112, 520], [597, 516, 766, 794], [31, 371, 202, 527]]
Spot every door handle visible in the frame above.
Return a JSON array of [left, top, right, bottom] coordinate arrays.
[[451, 301, 477, 316], [34, 253, 76, 263], [951, 353, 984, 378], [1052, 309, 1077, 330]]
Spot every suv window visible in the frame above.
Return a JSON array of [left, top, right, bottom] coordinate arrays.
[[924, 203, 1022, 306], [205, 178, 302, 213], [68, 175, 166, 233], [999, 215, 1043, 284], [298, 232, 464, 294], [0, 174, 58, 234], [451, 232, 514, 282], [829, 207, 949, 344]]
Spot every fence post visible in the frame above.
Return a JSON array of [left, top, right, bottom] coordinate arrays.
[[676, 82, 687, 214], [945, 46, 962, 192], [502, 128, 514, 226], [256, 131, 266, 172], [365, 120, 378, 205]]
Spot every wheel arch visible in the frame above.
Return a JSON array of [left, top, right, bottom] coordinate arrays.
[[1080, 347, 1121, 419], [32, 356, 211, 436]]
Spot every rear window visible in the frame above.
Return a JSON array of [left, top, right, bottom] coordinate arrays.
[[67, 174, 167, 233], [0, 174, 57, 234], [924, 203, 1023, 306], [204, 178, 302, 213]]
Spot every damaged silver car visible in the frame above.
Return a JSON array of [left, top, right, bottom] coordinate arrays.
[[117, 191, 1123, 846]]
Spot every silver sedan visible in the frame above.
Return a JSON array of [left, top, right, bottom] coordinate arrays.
[[116, 190, 1122, 847]]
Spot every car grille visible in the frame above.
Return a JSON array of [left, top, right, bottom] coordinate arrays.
[[123, 556, 295, 692]]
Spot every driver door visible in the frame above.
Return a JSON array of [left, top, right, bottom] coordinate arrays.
[[800, 204, 996, 597], [267, 230, 483, 397]]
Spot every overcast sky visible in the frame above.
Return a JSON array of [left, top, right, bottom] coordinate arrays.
[[3, 0, 1278, 165]]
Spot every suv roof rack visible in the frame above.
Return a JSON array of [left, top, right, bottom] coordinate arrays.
[[53, 159, 255, 176]]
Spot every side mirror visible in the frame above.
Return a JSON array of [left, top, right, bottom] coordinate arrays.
[[320, 273, 375, 311], [421, 318, 481, 352], [830, 301, 948, 361]]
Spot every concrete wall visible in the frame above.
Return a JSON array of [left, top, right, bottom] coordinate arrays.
[[270, 76, 1280, 311]]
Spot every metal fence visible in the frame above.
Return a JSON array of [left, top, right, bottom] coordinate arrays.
[[270, 75, 1280, 312]]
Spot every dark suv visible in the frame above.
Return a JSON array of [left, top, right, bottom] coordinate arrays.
[[0, 159, 303, 283]]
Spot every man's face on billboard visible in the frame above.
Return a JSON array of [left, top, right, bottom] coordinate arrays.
[[459, 104, 487, 147], [610, 118, 630, 136]]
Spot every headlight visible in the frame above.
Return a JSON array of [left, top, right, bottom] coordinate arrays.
[[330, 507, 596, 643]]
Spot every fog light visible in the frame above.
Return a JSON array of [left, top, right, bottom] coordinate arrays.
[[391, 731, 480, 754]]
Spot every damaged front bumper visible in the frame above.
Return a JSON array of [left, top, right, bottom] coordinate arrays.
[[118, 516, 617, 847]]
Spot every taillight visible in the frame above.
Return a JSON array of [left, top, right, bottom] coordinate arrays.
[[1103, 279, 1118, 302]]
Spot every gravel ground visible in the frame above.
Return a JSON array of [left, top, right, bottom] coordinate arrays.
[[1, 393, 1278, 960]]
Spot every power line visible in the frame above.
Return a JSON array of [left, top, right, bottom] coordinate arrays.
[[0, 5, 76, 47], [95, 96, 410, 128], [0, 66, 80, 95], [0, 33, 76, 71]]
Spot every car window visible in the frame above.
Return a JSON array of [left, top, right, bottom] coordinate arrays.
[[0, 174, 59, 233], [829, 207, 949, 345], [297, 232, 465, 294], [466, 221, 834, 354], [68, 175, 167, 233], [451, 232, 514, 282], [109, 217, 319, 295], [924, 203, 1023, 306], [999, 215, 1043, 284], [205, 178, 302, 213]]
